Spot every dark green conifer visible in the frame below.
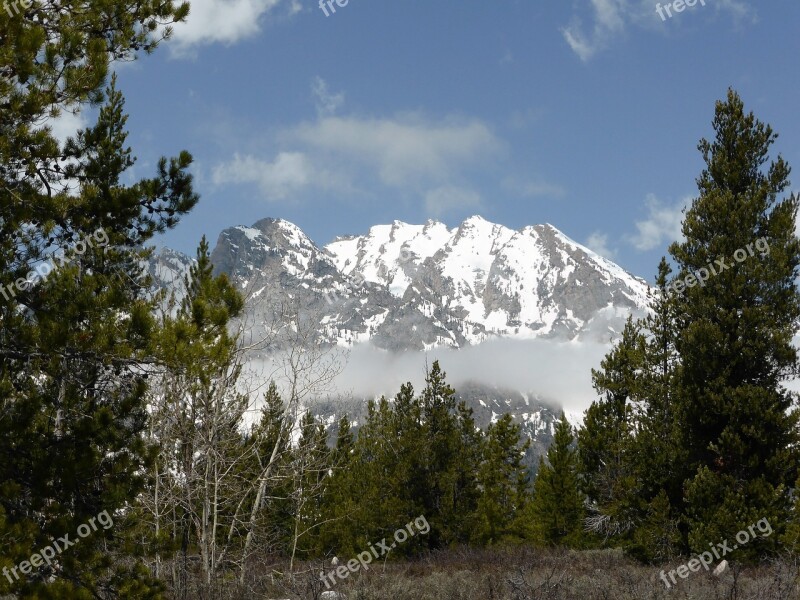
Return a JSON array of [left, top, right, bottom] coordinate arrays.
[[1, 70, 194, 596], [669, 89, 800, 555], [473, 413, 530, 545], [531, 414, 584, 547]]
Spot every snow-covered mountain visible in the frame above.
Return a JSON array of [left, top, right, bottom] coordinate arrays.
[[148, 215, 650, 467], [180, 215, 651, 351]]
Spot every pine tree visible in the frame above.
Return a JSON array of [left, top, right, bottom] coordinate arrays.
[[473, 413, 530, 545], [625, 259, 688, 561], [0, 68, 195, 596], [451, 401, 483, 543], [241, 381, 294, 559], [578, 318, 644, 542], [419, 361, 461, 549], [317, 415, 358, 556], [530, 414, 584, 547], [577, 264, 688, 559], [337, 397, 399, 552], [386, 382, 429, 553], [635, 259, 686, 507], [669, 89, 800, 556]]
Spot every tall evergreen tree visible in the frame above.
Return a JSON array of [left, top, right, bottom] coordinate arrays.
[[317, 415, 358, 556], [625, 259, 687, 561], [669, 89, 800, 556], [338, 397, 400, 553], [635, 259, 685, 508], [530, 414, 584, 547], [578, 318, 644, 542], [578, 265, 687, 560], [240, 381, 294, 559], [473, 413, 530, 545], [386, 382, 429, 552], [451, 401, 483, 543], [0, 68, 195, 596], [419, 361, 461, 549], [2, 0, 192, 593]]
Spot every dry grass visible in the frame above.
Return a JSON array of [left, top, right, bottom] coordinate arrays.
[[162, 546, 800, 600]]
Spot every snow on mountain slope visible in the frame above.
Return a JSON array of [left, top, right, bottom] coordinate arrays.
[[151, 215, 651, 351], [323, 216, 650, 345], [326, 219, 452, 297]]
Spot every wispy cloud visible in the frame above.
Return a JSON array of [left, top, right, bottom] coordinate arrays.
[[210, 103, 569, 216], [213, 152, 319, 200], [626, 193, 689, 251], [562, 0, 627, 62], [311, 77, 345, 117], [712, 0, 757, 24], [562, 0, 756, 61], [211, 112, 502, 207], [585, 231, 616, 259], [290, 114, 501, 187]]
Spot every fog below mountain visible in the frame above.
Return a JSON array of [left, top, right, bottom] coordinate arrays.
[[319, 338, 609, 416]]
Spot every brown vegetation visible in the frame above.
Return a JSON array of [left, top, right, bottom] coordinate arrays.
[[157, 546, 800, 600]]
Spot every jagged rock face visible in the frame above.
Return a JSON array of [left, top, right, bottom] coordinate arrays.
[[151, 215, 650, 351], [145, 247, 195, 311]]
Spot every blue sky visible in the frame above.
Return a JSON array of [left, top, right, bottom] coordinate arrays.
[[86, 0, 799, 281]]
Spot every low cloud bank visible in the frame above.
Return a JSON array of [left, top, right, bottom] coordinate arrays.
[[331, 338, 612, 415]]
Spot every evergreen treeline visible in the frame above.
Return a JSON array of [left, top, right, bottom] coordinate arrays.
[[3, 1, 800, 596]]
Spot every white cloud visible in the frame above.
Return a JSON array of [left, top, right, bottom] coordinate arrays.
[[627, 194, 689, 251], [585, 231, 616, 259], [37, 109, 91, 196], [311, 77, 345, 117], [329, 339, 612, 415], [170, 0, 300, 53], [213, 152, 315, 199], [561, 0, 626, 62], [562, 0, 756, 61], [290, 115, 501, 186], [47, 108, 89, 147], [424, 186, 482, 218], [213, 111, 549, 211]]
